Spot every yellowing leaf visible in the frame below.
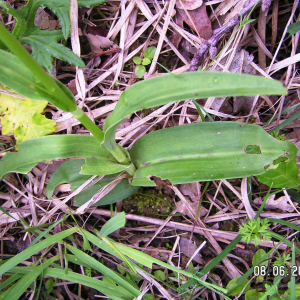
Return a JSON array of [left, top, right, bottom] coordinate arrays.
[[0, 92, 55, 145]]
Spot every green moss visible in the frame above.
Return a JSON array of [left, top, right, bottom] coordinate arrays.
[[122, 188, 173, 217]]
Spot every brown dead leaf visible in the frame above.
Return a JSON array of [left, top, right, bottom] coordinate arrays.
[[254, 195, 297, 212], [177, 0, 203, 10], [35, 7, 59, 31], [179, 237, 204, 264], [177, 4, 212, 40], [86, 33, 114, 54], [179, 183, 201, 202], [67, 79, 78, 96], [176, 199, 208, 219], [171, 2, 212, 48]]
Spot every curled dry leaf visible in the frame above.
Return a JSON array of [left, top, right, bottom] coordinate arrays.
[[86, 33, 114, 53], [254, 195, 297, 213], [176, 0, 203, 10]]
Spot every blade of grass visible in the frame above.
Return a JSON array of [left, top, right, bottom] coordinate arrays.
[[269, 108, 300, 134], [0, 256, 58, 300], [0, 273, 23, 292], [43, 268, 133, 300], [269, 232, 300, 255], [0, 227, 78, 276], [27, 213, 69, 248], [82, 229, 229, 297], [268, 218, 300, 232], [99, 211, 126, 237], [291, 243, 296, 300], [66, 244, 140, 297], [265, 103, 300, 126]]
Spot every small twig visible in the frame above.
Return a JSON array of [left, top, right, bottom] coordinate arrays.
[[189, 0, 266, 71]]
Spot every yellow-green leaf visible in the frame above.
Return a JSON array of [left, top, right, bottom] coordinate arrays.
[[0, 92, 55, 145]]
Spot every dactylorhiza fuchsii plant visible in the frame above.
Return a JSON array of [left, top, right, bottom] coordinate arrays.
[[0, 20, 299, 213]]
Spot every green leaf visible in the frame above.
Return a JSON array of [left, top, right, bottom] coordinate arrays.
[[0, 92, 55, 145], [77, 0, 107, 7], [0, 0, 86, 72], [102, 72, 287, 163], [0, 50, 77, 112], [99, 212, 126, 237], [21, 28, 85, 73], [153, 270, 166, 281], [256, 159, 300, 190], [0, 135, 127, 180], [135, 65, 146, 78], [226, 277, 249, 296], [46, 159, 139, 205], [46, 159, 90, 199], [129, 122, 297, 186], [252, 249, 268, 267], [73, 177, 139, 207], [287, 21, 300, 35], [142, 58, 151, 65], [143, 47, 156, 60], [245, 289, 264, 300], [133, 57, 142, 65]]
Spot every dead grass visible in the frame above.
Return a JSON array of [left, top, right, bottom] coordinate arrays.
[[1, 0, 300, 299]]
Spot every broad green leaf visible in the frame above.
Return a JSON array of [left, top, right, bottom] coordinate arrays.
[[99, 212, 126, 237], [129, 122, 297, 186], [73, 177, 139, 207], [143, 46, 156, 59], [135, 65, 146, 78], [66, 245, 140, 297], [81, 158, 131, 175], [256, 159, 300, 190], [287, 21, 300, 35], [0, 50, 77, 112], [102, 72, 287, 162], [46, 159, 139, 205], [21, 28, 85, 73], [46, 159, 90, 199], [0, 135, 129, 180], [0, 92, 55, 145]]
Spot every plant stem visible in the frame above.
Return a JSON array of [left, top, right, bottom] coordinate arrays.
[[72, 108, 104, 141]]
